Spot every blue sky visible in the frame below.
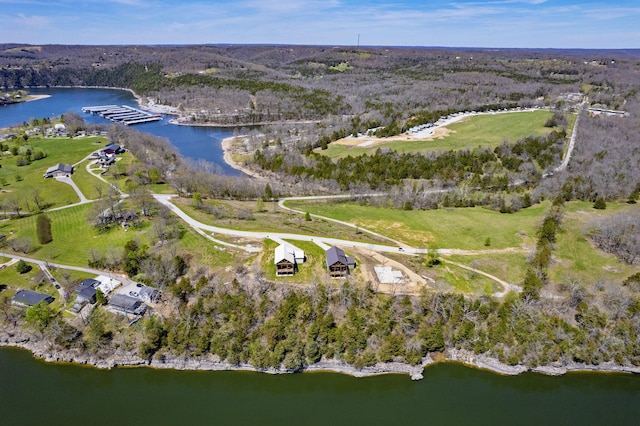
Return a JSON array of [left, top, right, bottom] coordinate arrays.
[[1, 0, 638, 48]]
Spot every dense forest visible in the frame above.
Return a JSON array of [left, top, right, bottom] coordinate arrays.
[[4, 259, 640, 371]]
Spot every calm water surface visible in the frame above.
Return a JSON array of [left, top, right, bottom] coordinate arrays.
[[1, 348, 639, 425], [0, 87, 239, 175]]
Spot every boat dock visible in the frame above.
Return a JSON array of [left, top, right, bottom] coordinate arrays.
[[82, 105, 162, 125]]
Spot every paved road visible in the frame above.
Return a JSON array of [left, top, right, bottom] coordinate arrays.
[[1, 251, 137, 299], [154, 193, 409, 254], [154, 193, 520, 257], [54, 175, 90, 204], [28, 106, 583, 297], [554, 100, 586, 173]]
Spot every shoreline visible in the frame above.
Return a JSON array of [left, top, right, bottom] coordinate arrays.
[[220, 135, 265, 179], [2, 330, 639, 380], [25, 94, 51, 102]]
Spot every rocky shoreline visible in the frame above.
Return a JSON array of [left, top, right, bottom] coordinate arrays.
[[2, 329, 638, 380]]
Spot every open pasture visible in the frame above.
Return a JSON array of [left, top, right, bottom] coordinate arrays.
[[322, 110, 573, 159]]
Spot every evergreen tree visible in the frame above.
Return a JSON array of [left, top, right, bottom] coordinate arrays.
[[36, 214, 52, 244], [15, 259, 32, 274], [264, 183, 273, 201], [593, 197, 607, 210]]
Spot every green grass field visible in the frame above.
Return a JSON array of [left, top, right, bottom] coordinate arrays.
[[0, 136, 107, 210], [549, 201, 640, 286], [73, 161, 110, 200], [0, 201, 237, 274], [173, 198, 388, 245], [320, 110, 574, 159], [0, 203, 146, 265], [445, 252, 530, 290], [287, 199, 640, 290], [286, 199, 548, 250]]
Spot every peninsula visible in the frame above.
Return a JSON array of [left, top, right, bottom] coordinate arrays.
[[1, 44, 639, 379]]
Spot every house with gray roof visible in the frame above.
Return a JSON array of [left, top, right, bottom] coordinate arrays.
[[325, 246, 356, 278], [108, 293, 147, 316], [12, 289, 55, 307], [76, 279, 99, 304], [43, 163, 74, 178]]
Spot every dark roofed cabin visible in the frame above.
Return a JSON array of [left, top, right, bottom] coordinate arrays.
[[326, 246, 356, 278]]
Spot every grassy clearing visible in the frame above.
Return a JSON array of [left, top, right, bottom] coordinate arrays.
[[72, 161, 110, 200], [176, 224, 237, 268], [0, 202, 237, 271], [436, 201, 639, 290], [173, 198, 387, 244], [446, 252, 529, 288], [550, 201, 640, 287], [0, 260, 45, 290], [0, 204, 146, 265], [0, 136, 106, 210], [322, 110, 566, 159], [329, 62, 353, 72], [439, 264, 498, 296], [287, 199, 640, 290], [286, 200, 547, 249]]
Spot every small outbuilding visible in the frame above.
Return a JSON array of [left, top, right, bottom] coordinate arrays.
[[12, 289, 55, 307], [326, 246, 356, 278]]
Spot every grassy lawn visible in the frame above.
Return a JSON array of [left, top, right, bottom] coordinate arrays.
[[440, 264, 498, 296], [146, 182, 176, 195], [549, 201, 640, 287], [446, 252, 529, 289], [72, 161, 110, 200], [439, 201, 640, 290], [0, 201, 237, 272], [286, 199, 548, 249], [173, 198, 388, 245], [286, 199, 640, 291], [0, 136, 107, 210], [321, 110, 569, 159], [0, 203, 147, 265], [174, 223, 237, 268], [0, 259, 63, 310], [261, 239, 329, 283], [0, 259, 46, 290]]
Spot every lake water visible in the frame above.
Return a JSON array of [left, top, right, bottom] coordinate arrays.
[[0, 87, 240, 175], [1, 348, 639, 425], [1, 88, 640, 424]]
